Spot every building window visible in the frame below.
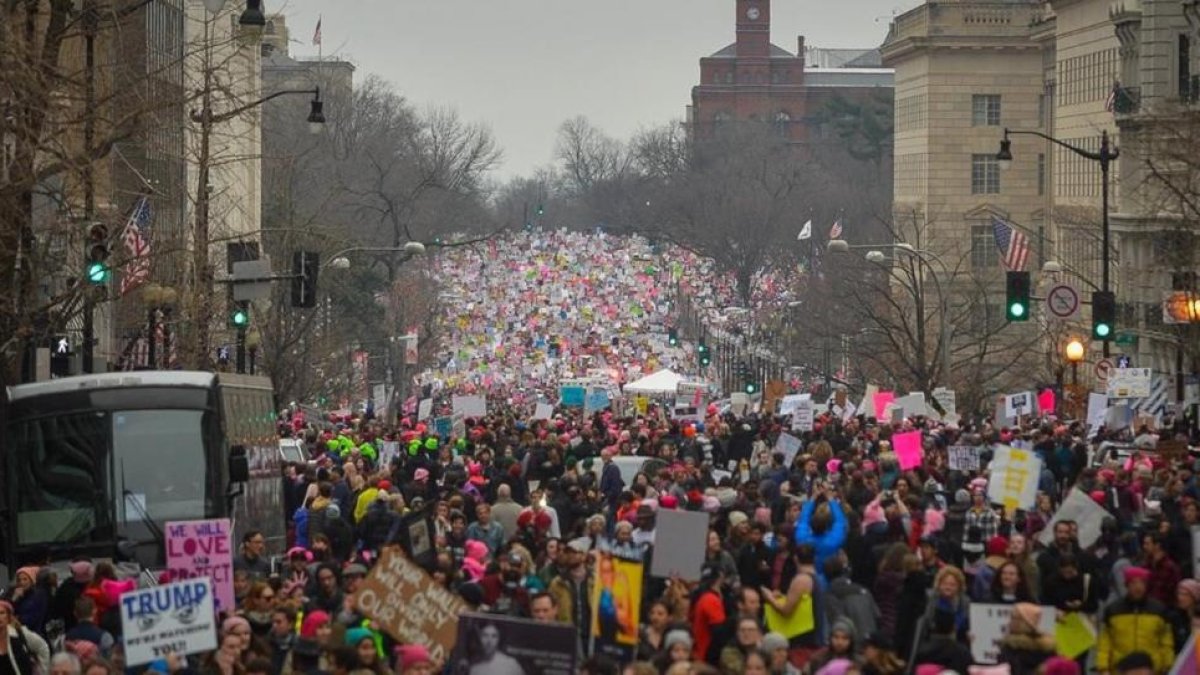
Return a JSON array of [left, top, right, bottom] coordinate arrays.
[[725, 72, 734, 84], [1038, 94, 1046, 127], [972, 94, 1001, 126], [971, 154, 1000, 194], [971, 223, 1000, 269], [1038, 153, 1046, 196], [1180, 35, 1192, 100]]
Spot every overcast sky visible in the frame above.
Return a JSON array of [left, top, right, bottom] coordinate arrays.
[[269, 0, 919, 179]]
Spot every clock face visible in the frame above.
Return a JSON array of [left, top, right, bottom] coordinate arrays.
[[747, 6, 760, 20]]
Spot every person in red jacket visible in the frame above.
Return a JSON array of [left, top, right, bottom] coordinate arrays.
[[689, 563, 727, 661], [1142, 532, 1181, 607]]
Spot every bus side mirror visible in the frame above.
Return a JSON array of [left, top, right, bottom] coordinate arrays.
[[229, 445, 250, 483]]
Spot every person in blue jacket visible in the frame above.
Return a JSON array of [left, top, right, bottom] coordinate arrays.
[[794, 486, 848, 585]]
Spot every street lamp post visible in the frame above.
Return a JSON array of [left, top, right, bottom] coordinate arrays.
[[997, 128, 1118, 355], [1065, 338, 1085, 385]]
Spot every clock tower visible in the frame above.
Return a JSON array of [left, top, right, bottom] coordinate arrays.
[[736, 0, 770, 58]]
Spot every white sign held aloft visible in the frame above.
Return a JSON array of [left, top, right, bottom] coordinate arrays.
[[1038, 488, 1114, 550], [120, 577, 218, 667], [947, 445, 979, 471], [775, 433, 804, 467], [987, 445, 1041, 512], [1106, 367, 1152, 399], [969, 603, 1056, 664], [793, 400, 814, 432], [1005, 391, 1035, 418]]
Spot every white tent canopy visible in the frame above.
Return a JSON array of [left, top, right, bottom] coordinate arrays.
[[624, 369, 684, 394]]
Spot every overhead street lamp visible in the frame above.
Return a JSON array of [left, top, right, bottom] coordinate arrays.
[[1065, 338, 1085, 384], [328, 241, 427, 270], [997, 127, 1118, 355]]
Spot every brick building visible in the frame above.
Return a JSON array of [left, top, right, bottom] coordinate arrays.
[[689, 0, 893, 142]]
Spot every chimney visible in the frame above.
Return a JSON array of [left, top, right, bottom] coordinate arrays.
[[798, 36, 806, 64]]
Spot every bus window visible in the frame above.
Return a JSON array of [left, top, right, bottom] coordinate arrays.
[[112, 410, 210, 524], [9, 412, 109, 545]]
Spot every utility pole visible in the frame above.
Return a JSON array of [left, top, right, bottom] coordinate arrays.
[[81, 0, 98, 373]]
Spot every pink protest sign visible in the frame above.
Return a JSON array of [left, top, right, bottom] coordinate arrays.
[[892, 430, 924, 470], [1038, 389, 1056, 415], [872, 391, 895, 421], [166, 519, 234, 613]]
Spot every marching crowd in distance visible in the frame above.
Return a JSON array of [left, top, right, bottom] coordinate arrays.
[[4, 396, 1199, 675]]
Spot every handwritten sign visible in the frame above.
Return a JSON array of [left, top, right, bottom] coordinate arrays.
[[792, 399, 814, 432], [650, 509, 709, 581], [120, 578, 217, 667], [969, 603, 1055, 664], [166, 519, 234, 613], [353, 548, 469, 664], [987, 446, 1041, 511], [775, 433, 804, 468], [947, 445, 979, 471]]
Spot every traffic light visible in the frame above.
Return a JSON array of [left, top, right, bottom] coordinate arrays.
[[1092, 290, 1116, 340], [698, 342, 711, 367], [536, 203, 545, 216], [745, 381, 758, 395], [85, 223, 110, 285], [229, 300, 250, 329], [291, 251, 319, 308], [668, 328, 679, 347], [1005, 271, 1031, 322]]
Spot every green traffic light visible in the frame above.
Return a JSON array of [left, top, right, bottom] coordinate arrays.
[[86, 261, 110, 284], [745, 384, 757, 395], [1095, 323, 1111, 338], [231, 310, 249, 327], [1009, 302, 1025, 319]]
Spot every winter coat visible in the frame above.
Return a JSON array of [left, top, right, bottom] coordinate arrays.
[[2, 624, 49, 675], [997, 632, 1056, 675], [357, 499, 398, 552], [794, 499, 848, 585], [1096, 596, 1175, 674], [825, 576, 880, 639], [292, 506, 310, 549]]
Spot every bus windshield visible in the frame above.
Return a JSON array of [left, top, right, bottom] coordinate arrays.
[[9, 409, 212, 546], [113, 410, 211, 524]]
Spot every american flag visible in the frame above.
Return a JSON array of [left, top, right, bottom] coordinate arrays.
[[829, 218, 843, 240], [312, 17, 322, 46], [992, 216, 1030, 271], [119, 196, 152, 296]]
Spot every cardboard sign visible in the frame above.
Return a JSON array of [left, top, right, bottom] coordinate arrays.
[[532, 403, 554, 421], [987, 445, 1041, 511], [450, 613, 577, 675], [896, 393, 927, 418], [452, 395, 487, 418], [779, 394, 809, 418], [353, 548, 469, 664], [793, 399, 814, 432], [1106, 367, 1152, 398], [585, 388, 610, 414], [120, 578, 218, 666], [1086, 392, 1109, 436], [634, 395, 648, 416], [1005, 391, 1035, 418], [1037, 488, 1111, 549], [165, 520, 234, 613], [560, 386, 586, 407], [650, 509, 710, 581], [775, 433, 804, 468], [947, 445, 979, 471], [969, 603, 1056, 664], [861, 384, 879, 418], [763, 380, 787, 415], [731, 392, 749, 416], [892, 431, 923, 470], [417, 398, 433, 421]]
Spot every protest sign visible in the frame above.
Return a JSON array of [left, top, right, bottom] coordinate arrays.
[[779, 394, 809, 418], [1005, 391, 1035, 417], [775, 433, 804, 467], [560, 385, 586, 407], [120, 577, 217, 666], [532, 403, 554, 421], [634, 395, 648, 416], [892, 431, 923, 470], [896, 392, 927, 418], [969, 603, 1056, 664], [379, 441, 400, 467], [861, 384, 879, 418], [1055, 612, 1096, 659], [731, 392, 749, 416], [1037, 389, 1056, 416], [650, 509, 709, 581], [793, 399, 814, 432], [353, 548, 469, 665], [872, 391, 895, 422], [165, 519, 234, 613], [1107, 367, 1152, 398], [1086, 392, 1109, 435], [841, 399, 858, 422], [591, 549, 644, 663], [987, 445, 1041, 511], [947, 445, 979, 471], [451, 613, 577, 675], [763, 380, 787, 414], [417, 398, 432, 421], [585, 388, 611, 414], [1038, 488, 1112, 549], [452, 395, 487, 418]]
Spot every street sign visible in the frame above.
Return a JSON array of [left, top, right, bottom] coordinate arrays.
[[1115, 332, 1137, 346], [1106, 367, 1152, 398], [1046, 284, 1081, 319], [1094, 358, 1114, 381], [232, 259, 272, 301]]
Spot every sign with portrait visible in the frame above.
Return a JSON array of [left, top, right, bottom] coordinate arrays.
[[450, 613, 577, 675]]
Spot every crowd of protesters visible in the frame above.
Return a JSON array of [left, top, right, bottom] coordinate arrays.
[[6, 391, 1198, 675]]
